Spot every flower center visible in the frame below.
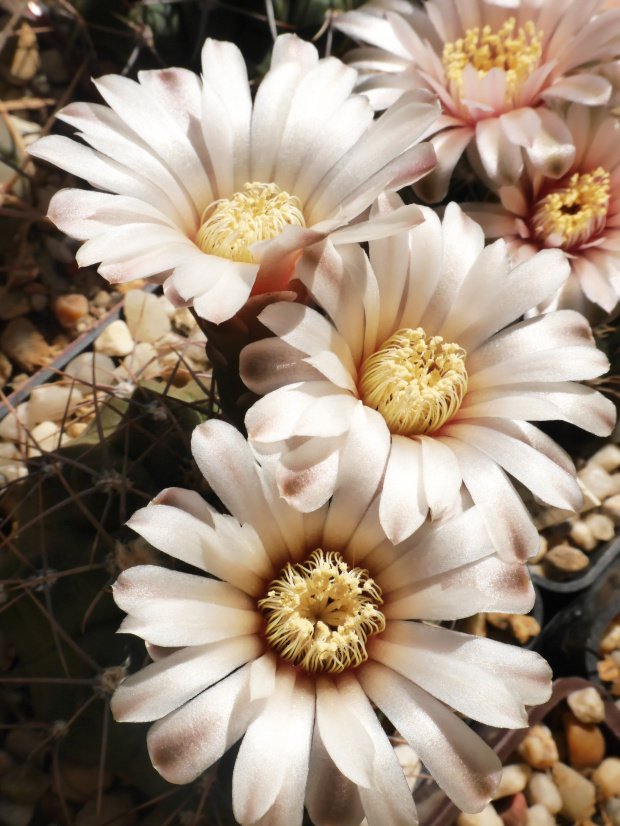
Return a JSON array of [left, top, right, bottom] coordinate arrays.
[[359, 327, 468, 436], [195, 182, 306, 263], [442, 18, 542, 100], [258, 549, 385, 674], [532, 168, 611, 249]]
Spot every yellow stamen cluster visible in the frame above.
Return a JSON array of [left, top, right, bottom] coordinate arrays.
[[532, 168, 611, 250], [259, 549, 386, 674], [359, 327, 468, 436], [442, 18, 542, 100], [195, 181, 306, 262]]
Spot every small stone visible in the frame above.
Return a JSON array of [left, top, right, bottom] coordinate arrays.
[[612, 650, 620, 667], [598, 655, 620, 682], [28, 421, 60, 455], [457, 803, 504, 826], [524, 803, 556, 826], [552, 762, 596, 822], [76, 792, 136, 826], [124, 290, 171, 344], [529, 536, 548, 565], [569, 521, 597, 552], [53, 294, 90, 328], [585, 512, 615, 542], [578, 463, 614, 500], [0, 318, 51, 372], [393, 743, 420, 792], [459, 613, 488, 637], [94, 320, 134, 357], [600, 618, 620, 653], [508, 615, 541, 645], [518, 726, 559, 770], [608, 473, 620, 497], [526, 772, 562, 814], [591, 444, 620, 473], [0, 765, 48, 805], [27, 384, 83, 427], [0, 402, 28, 443], [563, 711, 606, 769], [0, 353, 11, 389], [593, 758, 620, 800], [606, 797, 620, 826], [498, 792, 528, 826], [0, 291, 30, 321], [543, 545, 589, 577], [29, 294, 46, 313], [116, 342, 161, 381], [494, 765, 532, 799], [603, 495, 620, 525], [64, 352, 116, 388], [0, 799, 34, 826], [52, 761, 113, 804], [567, 687, 605, 724]]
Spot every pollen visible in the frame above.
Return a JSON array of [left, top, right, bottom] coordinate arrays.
[[442, 18, 542, 102], [359, 327, 468, 436], [195, 181, 306, 263], [258, 549, 386, 674], [532, 167, 611, 250]]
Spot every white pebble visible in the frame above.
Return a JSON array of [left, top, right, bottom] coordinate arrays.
[[457, 804, 503, 826], [114, 343, 161, 382], [590, 444, 620, 473], [94, 320, 134, 357], [578, 464, 614, 500], [124, 290, 171, 344], [27, 384, 83, 427], [569, 520, 597, 551], [593, 758, 620, 800], [64, 352, 116, 387], [393, 744, 420, 792], [552, 762, 596, 822], [603, 494, 620, 525], [525, 803, 556, 826], [493, 763, 532, 798], [28, 421, 60, 456], [526, 772, 562, 814], [0, 402, 29, 443], [585, 512, 615, 542], [518, 726, 559, 770], [567, 687, 605, 724]]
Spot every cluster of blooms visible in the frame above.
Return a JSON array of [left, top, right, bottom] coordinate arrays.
[[29, 2, 620, 824]]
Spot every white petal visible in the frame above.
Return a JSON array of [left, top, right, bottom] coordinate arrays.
[[419, 435, 462, 520], [379, 436, 428, 544], [306, 724, 364, 826]]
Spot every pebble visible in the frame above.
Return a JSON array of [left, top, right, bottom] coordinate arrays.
[[600, 619, 620, 653], [567, 687, 605, 724], [52, 761, 113, 804], [585, 511, 615, 542], [76, 792, 136, 826], [64, 352, 116, 388], [552, 762, 596, 822], [0, 799, 34, 826], [0, 292, 30, 321], [518, 726, 559, 770], [53, 293, 90, 328], [4, 730, 46, 765], [0, 403, 28, 443], [28, 293, 47, 313], [591, 444, 620, 472], [543, 544, 589, 577], [124, 290, 170, 344], [593, 758, 620, 800], [94, 320, 134, 358], [563, 711, 605, 769], [393, 743, 420, 792], [599, 656, 620, 682], [498, 792, 528, 826], [0, 353, 12, 389], [606, 797, 620, 826], [28, 421, 60, 455], [526, 772, 562, 814], [0, 318, 52, 372], [116, 342, 161, 382], [0, 764, 48, 805], [457, 804, 504, 826], [578, 463, 614, 500], [524, 803, 556, 826], [569, 521, 597, 552], [603, 494, 620, 525], [493, 764, 532, 799], [27, 384, 83, 427]]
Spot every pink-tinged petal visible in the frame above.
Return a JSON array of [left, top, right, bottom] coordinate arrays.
[[499, 108, 541, 148], [437, 436, 540, 562], [323, 403, 391, 552], [542, 73, 611, 106], [232, 667, 302, 823], [171, 253, 255, 307], [574, 254, 620, 312], [359, 661, 501, 813], [499, 185, 529, 218], [524, 108, 575, 180], [379, 436, 428, 545], [400, 206, 445, 328], [73, 222, 191, 264], [147, 663, 259, 784], [276, 436, 342, 512], [111, 635, 262, 723], [335, 10, 413, 59], [458, 381, 616, 437], [305, 724, 364, 826], [316, 677, 376, 788], [114, 566, 259, 647], [191, 420, 291, 568], [252, 225, 326, 294], [152, 487, 216, 526], [192, 261, 258, 324], [475, 117, 524, 187], [419, 435, 462, 520], [98, 243, 202, 284], [384, 553, 535, 620], [127, 504, 266, 597], [337, 674, 418, 826], [329, 202, 425, 246], [460, 203, 519, 239], [414, 125, 474, 203], [240, 338, 324, 396], [583, 111, 620, 171]]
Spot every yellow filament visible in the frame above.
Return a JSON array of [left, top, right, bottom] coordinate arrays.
[[259, 550, 386, 674], [195, 181, 306, 263], [359, 327, 468, 436], [532, 167, 611, 249], [442, 18, 542, 100]]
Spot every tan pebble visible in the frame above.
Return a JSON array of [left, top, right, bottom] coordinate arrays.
[[54, 294, 90, 328], [494, 764, 532, 799], [529, 536, 548, 565], [585, 512, 615, 542], [64, 352, 116, 387], [29, 293, 47, 313], [52, 761, 113, 804], [591, 445, 620, 472], [563, 711, 606, 769], [508, 615, 541, 645], [28, 422, 60, 456], [487, 613, 511, 631], [0, 318, 52, 372], [0, 353, 11, 389], [569, 521, 598, 551], [608, 473, 620, 497], [611, 650, 620, 667], [393, 743, 420, 792], [457, 803, 504, 826], [0, 764, 48, 805], [578, 464, 614, 500], [526, 772, 562, 814], [93, 290, 113, 309], [0, 291, 30, 321], [94, 320, 134, 357], [603, 495, 620, 525], [0, 402, 28, 443], [593, 759, 620, 800], [459, 613, 488, 637], [543, 545, 589, 577], [598, 655, 620, 682], [28, 384, 83, 427], [124, 290, 171, 344], [117, 342, 161, 381], [606, 797, 620, 826], [76, 792, 136, 826], [518, 726, 559, 770], [0, 799, 34, 826], [552, 762, 596, 822], [600, 619, 620, 653], [524, 803, 556, 826], [567, 687, 605, 724], [499, 792, 528, 826]]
